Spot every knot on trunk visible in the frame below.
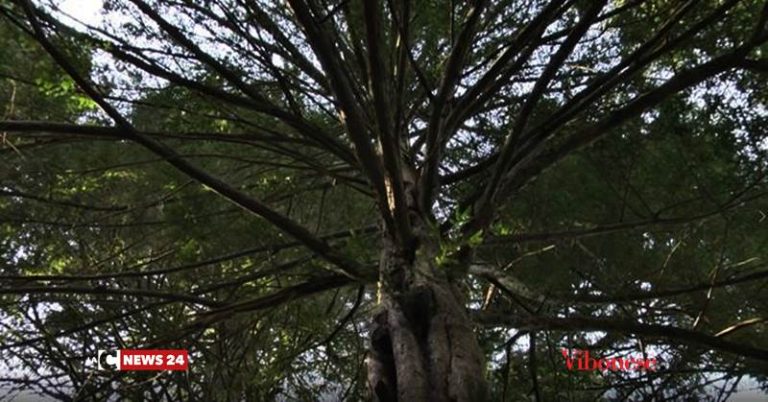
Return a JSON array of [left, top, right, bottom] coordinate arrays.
[[367, 309, 398, 402], [396, 285, 436, 343]]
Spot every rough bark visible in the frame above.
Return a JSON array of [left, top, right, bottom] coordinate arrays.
[[366, 226, 488, 402]]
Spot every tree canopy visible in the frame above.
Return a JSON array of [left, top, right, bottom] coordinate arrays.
[[1, 0, 768, 400]]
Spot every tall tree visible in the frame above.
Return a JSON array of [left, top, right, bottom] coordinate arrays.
[[1, 0, 768, 400]]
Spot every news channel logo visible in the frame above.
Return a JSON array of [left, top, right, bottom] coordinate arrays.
[[97, 350, 120, 370]]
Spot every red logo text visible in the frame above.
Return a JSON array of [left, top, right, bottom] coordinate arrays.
[[562, 348, 657, 371], [98, 349, 188, 371]]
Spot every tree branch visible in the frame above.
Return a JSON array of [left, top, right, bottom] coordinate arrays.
[[19, 0, 369, 280], [476, 0, 606, 227], [28, 4, 358, 166], [503, 47, 753, 196], [286, 0, 397, 240], [474, 313, 768, 362], [0, 286, 222, 307], [363, 0, 413, 247], [419, 0, 488, 213]]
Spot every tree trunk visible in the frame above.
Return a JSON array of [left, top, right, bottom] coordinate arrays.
[[366, 231, 488, 402]]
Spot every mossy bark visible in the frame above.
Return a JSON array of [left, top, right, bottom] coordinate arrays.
[[366, 228, 488, 402]]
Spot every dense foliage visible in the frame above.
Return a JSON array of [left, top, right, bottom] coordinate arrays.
[[1, 0, 767, 400]]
